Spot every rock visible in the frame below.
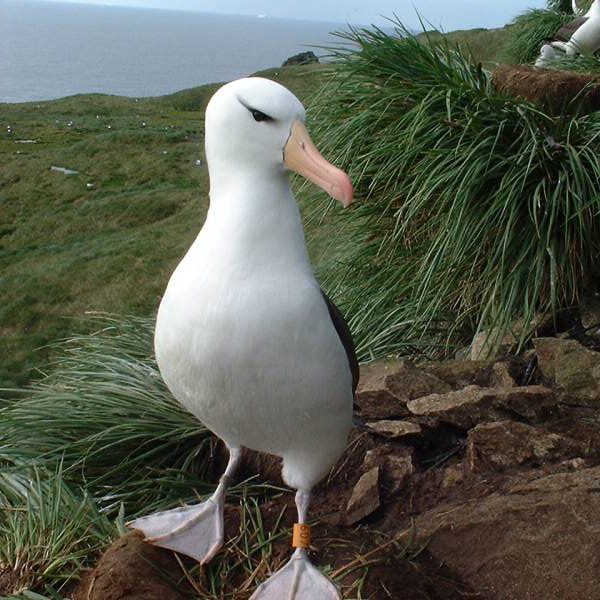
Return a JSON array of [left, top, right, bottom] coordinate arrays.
[[414, 467, 600, 600], [355, 360, 407, 418], [386, 360, 453, 400], [581, 295, 600, 338], [407, 385, 556, 429], [420, 360, 493, 388], [362, 446, 414, 495], [355, 359, 459, 420], [346, 466, 380, 524], [470, 328, 516, 360], [73, 531, 188, 600], [488, 362, 516, 388], [385, 453, 415, 494], [368, 419, 422, 439], [281, 51, 319, 67], [533, 337, 600, 402], [465, 421, 582, 473], [441, 464, 464, 489]]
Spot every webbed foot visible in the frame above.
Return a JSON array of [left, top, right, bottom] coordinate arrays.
[[128, 445, 241, 564], [127, 495, 224, 563], [250, 549, 341, 600]]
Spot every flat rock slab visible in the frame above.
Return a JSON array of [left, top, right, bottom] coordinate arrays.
[[415, 466, 600, 600], [369, 419, 422, 439], [533, 337, 600, 403], [346, 466, 380, 524], [465, 420, 582, 473], [407, 385, 556, 429]]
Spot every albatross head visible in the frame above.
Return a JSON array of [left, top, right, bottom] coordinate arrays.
[[205, 77, 353, 207]]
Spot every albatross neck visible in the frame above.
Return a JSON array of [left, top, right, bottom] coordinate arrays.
[[202, 164, 313, 274]]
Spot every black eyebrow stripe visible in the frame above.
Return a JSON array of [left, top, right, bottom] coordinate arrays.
[[236, 96, 275, 121]]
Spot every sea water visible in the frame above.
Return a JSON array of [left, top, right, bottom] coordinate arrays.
[[0, 0, 347, 103]]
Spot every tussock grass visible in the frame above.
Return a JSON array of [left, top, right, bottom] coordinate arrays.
[[0, 465, 115, 598], [545, 53, 600, 74], [0, 314, 217, 517], [308, 23, 600, 359]]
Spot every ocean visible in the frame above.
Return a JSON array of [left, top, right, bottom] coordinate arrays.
[[0, 0, 347, 103]]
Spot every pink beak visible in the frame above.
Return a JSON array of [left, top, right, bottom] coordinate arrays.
[[283, 120, 353, 207]]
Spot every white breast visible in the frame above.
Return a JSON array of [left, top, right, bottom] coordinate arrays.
[[154, 182, 353, 476]]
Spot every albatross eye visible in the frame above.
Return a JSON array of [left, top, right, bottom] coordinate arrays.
[[250, 108, 274, 123]]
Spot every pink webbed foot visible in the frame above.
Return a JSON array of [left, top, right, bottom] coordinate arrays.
[[250, 548, 341, 600], [127, 494, 225, 564], [127, 445, 241, 564]]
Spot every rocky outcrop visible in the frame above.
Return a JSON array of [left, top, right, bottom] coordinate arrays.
[[343, 338, 600, 599], [281, 51, 319, 67], [85, 338, 600, 600], [414, 467, 600, 600]]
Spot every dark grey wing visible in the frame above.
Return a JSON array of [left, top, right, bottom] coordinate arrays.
[[320, 289, 359, 395], [556, 16, 588, 42]]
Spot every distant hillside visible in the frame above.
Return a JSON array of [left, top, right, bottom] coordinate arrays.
[[417, 25, 514, 65], [0, 21, 525, 389], [0, 64, 331, 388]]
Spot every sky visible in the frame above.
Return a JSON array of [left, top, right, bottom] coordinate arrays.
[[32, 0, 550, 30]]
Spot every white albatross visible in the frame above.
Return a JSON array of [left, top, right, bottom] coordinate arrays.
[[552, 0, 600, 56], [128, 77, 358, 600]]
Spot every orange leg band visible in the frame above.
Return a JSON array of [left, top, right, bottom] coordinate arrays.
[[292, 523, 311, 548]]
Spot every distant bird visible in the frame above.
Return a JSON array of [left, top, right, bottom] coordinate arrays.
[[535, 43, 560, 67], [552, 0, 600, 56], [128, 77, 358, 600]]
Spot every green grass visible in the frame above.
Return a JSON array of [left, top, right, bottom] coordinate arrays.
[[0, 64, 332, 388], [0, 464, 115, 598], [417, 26, 512, 66], [0, 314, 218, 516], [0, 314, 378, 599], [306, 23, 600, 360]]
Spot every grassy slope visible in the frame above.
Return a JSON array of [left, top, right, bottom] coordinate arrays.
[[418, 26, 513, 65], [0, 23, 512, 388], [0, 65, 331, 387]]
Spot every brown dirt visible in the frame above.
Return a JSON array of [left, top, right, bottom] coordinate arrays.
[[492, 64, 600, 115], [73, 531, 194, 600], [69, 346, 600, 600]]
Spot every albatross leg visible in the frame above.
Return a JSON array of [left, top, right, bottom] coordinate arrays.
[[127, 444, 241, 564], [249, 489, 341, 600]]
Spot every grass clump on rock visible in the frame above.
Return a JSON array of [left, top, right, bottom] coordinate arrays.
[[308, 22, 600, 360]]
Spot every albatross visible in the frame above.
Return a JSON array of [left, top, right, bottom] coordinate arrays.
[[128, 76, 358, 600], [551, 0, 600, 56]]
